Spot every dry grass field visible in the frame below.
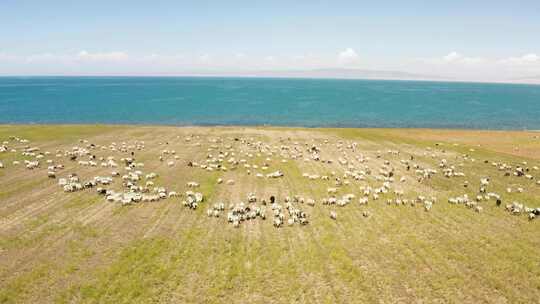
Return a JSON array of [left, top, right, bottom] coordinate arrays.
[[0, 125, 539, 304]]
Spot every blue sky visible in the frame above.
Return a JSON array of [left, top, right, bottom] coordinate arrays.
[[1, 0, 539, 80]]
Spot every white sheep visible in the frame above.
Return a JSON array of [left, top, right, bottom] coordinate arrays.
[[359, 197, 368, 205], [187, 181, 200, 188]]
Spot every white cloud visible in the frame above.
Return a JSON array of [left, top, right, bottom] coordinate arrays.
[[1, 49, 539, 80], [234, 52, 246, 59], [500, 53, 539, 65], [25, 53, 64, 63], [460, 57, 485, 64], [522, 53, 539, 62], [197, 53, 212, 64], [423, 51, 485, 65], [338, 48, 359, 65], [443, 51, 462, 62], [1, 51, 130, 64], [77, 50, 129, 62], [0, 52, 18, 62]]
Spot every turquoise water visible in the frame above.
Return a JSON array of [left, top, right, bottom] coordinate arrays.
[[0, 76, 539, 129]]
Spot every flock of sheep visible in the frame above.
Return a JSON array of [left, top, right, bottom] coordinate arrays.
[[1, 132, 539, 229]]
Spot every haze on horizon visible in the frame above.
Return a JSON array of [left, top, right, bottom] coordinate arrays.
[[1, 0, 539, 83]]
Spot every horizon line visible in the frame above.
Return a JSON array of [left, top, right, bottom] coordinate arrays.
[[1, 74, 539, 86]]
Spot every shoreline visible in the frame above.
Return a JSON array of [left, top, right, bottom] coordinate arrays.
[[1, 123, 539, 132]]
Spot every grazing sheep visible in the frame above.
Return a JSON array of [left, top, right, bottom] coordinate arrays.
[[506, 202, 524, 214], [187, 181, 200, 188], [480, 177, 490, 187], [146, 172, 158, 179], [266, 170, 284, 178], [5, 132, 538, 232], [247, 193, 257, 203], [359, 197, 368, 205]]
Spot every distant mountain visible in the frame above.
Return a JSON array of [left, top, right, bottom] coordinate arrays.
[[250, 68, 446, 80], [505, 75, 540, 85], [515, 75, 540, 79], [185, 68, 448, 81]]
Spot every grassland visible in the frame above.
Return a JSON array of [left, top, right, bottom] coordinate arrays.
[[0, 125, 539, 304]]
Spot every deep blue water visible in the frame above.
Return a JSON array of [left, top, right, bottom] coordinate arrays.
[[0, 76, 539, 129]]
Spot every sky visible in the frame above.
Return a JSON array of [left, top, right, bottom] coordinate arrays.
[[1, 0, 540, 81]]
